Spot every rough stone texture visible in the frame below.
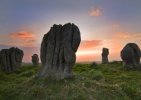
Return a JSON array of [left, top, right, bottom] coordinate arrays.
[[102, 48, 109, 64], [121, 43, 141, 69], [38, 23, 81, 80], [0, 47, 24, 72], [32, 54, 39, 65]]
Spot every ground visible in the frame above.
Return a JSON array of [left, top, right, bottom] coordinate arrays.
[[0, 62, 141, 100]]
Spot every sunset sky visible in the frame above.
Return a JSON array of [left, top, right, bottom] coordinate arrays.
[[0, 0, 141, 62]]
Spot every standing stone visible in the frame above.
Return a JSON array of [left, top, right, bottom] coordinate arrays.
[[0, 47, 24, 72], [121, 43, 141, 69], [91, 62, 97, 68], [32, 54, 39, 65], [102, 48, 109, 64], [38, 23, 81, 80]]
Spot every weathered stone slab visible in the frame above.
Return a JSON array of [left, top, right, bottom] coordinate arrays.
[[121, 43, 141, 69], [102, 48, 109, 64], [38, 23, 81, 80], [32, 54, 39, 65], [0, 47, 24, 72]]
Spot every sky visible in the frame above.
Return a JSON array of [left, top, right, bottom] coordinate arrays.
[[0, 0, 141, 62]]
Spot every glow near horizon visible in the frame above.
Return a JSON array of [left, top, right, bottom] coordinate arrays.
[[0, 0, 141, 62]]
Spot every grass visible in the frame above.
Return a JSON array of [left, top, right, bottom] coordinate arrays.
[[0, 62, 141, 100]]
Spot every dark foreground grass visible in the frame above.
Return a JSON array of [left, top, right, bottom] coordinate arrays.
[[0, 62, 141, 100]]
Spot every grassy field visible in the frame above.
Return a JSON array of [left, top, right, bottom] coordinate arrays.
[[0, 62, 141, 100]]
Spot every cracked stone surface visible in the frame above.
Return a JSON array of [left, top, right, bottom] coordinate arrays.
[[38, 23, 81, 80], [0, 47, 24, 72], [121, 43, 141, 69]]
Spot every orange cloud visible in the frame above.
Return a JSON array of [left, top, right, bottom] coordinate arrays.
[[8, 31, 37, 47], [89, 7, 102, 17], [9, 31, 35, 39], [78, 40, 102, 51]]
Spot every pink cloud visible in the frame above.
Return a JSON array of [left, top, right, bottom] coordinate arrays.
[[89, 7, 102, 17]]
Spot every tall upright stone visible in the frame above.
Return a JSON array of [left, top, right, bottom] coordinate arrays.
[[32, 54, 39, 65], [0, 47, 24, 72], [121, 43, 141, 69], [38, 23, 81, 80], [102, 48, 109, 64]]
